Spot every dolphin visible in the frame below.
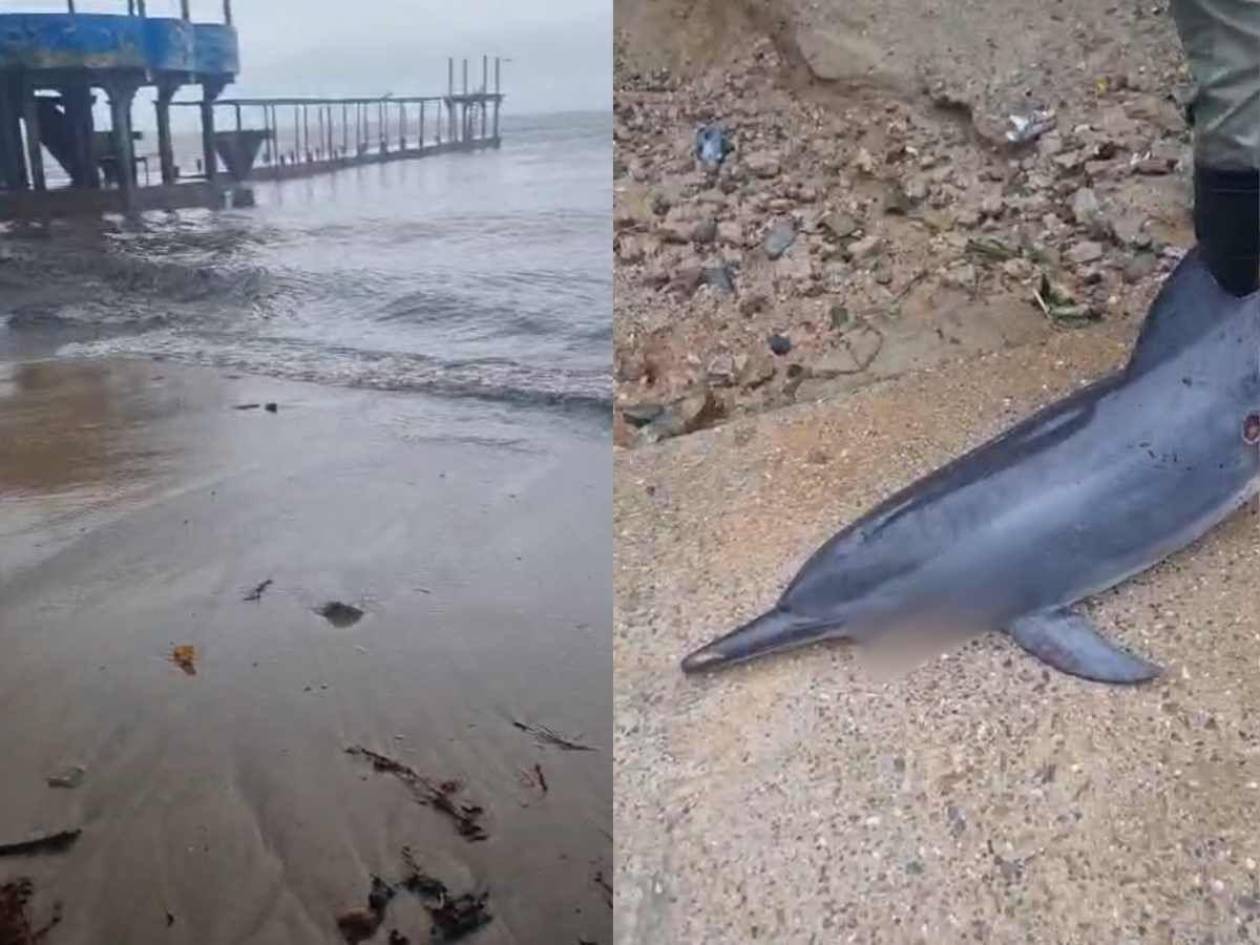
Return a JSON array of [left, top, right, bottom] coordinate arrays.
[[681, 249, 1260, 683]]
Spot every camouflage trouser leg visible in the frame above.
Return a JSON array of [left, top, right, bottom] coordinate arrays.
[[1170, 0, 1260, 170]]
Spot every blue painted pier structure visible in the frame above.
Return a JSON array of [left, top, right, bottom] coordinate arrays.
[[0, 3, 505, 218]]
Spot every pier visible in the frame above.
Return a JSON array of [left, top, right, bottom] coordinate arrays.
[[0, 3, 504, 219]]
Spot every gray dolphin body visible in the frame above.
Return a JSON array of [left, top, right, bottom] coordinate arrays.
[[682, 251, 1260, 683]]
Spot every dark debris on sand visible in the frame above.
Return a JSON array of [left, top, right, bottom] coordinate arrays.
[[317, 602, 365, 628], [338, 849, 492, 944], [243, 578, 273, 603], [346, 747, 487, 842], [1, 879, 61, 945], [510, 719, 598, 752], [0, 831, 80, 859], [402, 848, 492, 943]]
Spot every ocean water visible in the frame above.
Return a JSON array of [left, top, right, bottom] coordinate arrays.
[[2, 111, 611, 417]]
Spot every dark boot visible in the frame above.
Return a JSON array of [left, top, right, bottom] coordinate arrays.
[[1194, 165, 1259, 296]]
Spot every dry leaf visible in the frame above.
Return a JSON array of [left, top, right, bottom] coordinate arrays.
[[171, 645, 197, 676]]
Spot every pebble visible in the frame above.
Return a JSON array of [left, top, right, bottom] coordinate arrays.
[[763, 219, 798, 260], [848, 235, 883, 261], [768, 333, 792, 356], [1067, 240, 1104, 265], [47, 765, 87, 789]]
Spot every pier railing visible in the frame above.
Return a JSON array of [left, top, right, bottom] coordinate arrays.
[[170, 88, 503, 184]]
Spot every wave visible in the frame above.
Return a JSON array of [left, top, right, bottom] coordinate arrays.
[[57, 332, 612, 416]]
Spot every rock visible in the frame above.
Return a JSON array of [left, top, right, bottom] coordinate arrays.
[[1069, 187, 1103, 231], [47, 765, 86, 789], [617, 350, 648, 383], [853, 148, 876, 175], [847, 235, 883, 261], [692, 218, 718, 244], [622, 402, 665, 427], [717, 221, 743, 245], [775, 248, 814, 283], [1133, 156, 1173, 176], [639, 389, 721, 443], [657, 221, 691, 244], [706, 353, 737, 387], [736, 353, 775, 389], [641, 265, 670, 289], [978, 194, 1004, 219], [943, 264, 977, 290], [829, 303, 852, 331], [820, 211, 859, 239], [883, 180, 912, 215], [902, 176, 928, 203], [1112, 215, 1151, 248], [702, 264, 736, 296], [336, 909, 382, 944], [746, 151, 781, 178], [318, 601, 365, 628], [953, 206, 981, 228], [768, 333, 792, 356], [1124, 252, 1159, 283], [616, 236, 647, 264], [739, 293, 769, 316], [1067, 240, 1104, 265], [1001, 257, 1035, 281], [763, 219, 798, 259], [670, 264, 704, 297]]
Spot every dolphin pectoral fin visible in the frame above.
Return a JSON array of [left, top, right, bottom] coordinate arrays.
[[681, 607, 836, 674], [1007, 608, 1162, 684]]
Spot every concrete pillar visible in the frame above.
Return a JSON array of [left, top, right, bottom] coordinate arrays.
[[0, 76, 28, 191], [419, 101, 425, 149], [302, 104, 309, 161], [62, 84, 98, 189], [106, 82, 138, 210], [22, 85, 45, 192], [155, 80, 179, 185], [342, 103, 348, 155], [398, 102, 405, 151], [494, 58, 501, 141], [317, 106, 324, 160], [462, 59, 469, 146], [200, 85, 221, 187], [180, 0, 189, 19]]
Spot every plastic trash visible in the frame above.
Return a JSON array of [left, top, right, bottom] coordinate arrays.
[[1006, 107, 1056, 144], [694, 123, 733, 168]]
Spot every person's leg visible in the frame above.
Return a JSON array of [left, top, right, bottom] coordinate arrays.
[[1171, 0, 1260, 295]]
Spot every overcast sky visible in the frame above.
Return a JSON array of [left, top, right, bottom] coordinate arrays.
[[4, 1, 611, 113]]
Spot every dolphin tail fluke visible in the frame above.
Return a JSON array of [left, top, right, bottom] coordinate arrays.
[[680, 607, 836, 674], [1008, 607, 1162, 684]]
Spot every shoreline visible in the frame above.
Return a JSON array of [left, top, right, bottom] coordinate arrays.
[[0, 357, 611, 944]]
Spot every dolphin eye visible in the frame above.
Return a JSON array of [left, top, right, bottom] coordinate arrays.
[[1245, 413, 1260, 445]]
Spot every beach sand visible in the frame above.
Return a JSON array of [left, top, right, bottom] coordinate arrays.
[[615, 322, 1260, 944], [0, 358, 611, 944]]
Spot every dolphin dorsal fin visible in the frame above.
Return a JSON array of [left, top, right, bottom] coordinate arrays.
[[1126, 248, 1234, 376]]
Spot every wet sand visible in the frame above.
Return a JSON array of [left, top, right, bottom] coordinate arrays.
[[615, 323, 1260, 944], [0, 358, 611, 944]]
